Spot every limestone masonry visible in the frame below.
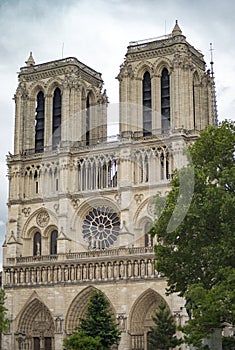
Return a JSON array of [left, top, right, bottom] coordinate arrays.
[[2, 21, 216, 350]]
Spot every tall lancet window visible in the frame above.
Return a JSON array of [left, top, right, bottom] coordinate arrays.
[[33, 232, 41, 256], [193, 72, 200, 130], [143, 71, 152, 136], [52, 87, 62, 149], [35, 91, 45, 153], [50, 230, 58, 255], [161, 68, 170, 133], [86, 94, 90, 145]]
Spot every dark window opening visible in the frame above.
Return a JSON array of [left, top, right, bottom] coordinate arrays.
[[161, 68, 170, 133], [50, 230, 58, 255], [35, 91, 45, 153], [160, 154, 164, 180], [35, 181, 39, 193], [56, 178, 59, 191], [52, 88, 61, 149], [33, 232, 41, 256], [144, 155, 149, 182], [166, 158, 169, 179], [86, 94, 90, 145], [193, 83, 196, 129], [143, 72, 152, 136]]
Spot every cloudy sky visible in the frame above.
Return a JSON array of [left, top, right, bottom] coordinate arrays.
[[0, 0, 234, 262]]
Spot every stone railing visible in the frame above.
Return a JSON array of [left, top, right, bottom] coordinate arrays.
[[6, 247, 154, 265], [4, 248, 159, 287]]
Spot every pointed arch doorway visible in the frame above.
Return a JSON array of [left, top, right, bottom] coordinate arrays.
[[129, 289, 168, 350], [17, 298, 55, 350]]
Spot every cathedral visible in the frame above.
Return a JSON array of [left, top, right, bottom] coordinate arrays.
[[2, 21, 217, 350]]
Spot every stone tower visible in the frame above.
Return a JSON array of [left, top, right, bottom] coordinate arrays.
[[2, 22, 216, 350]]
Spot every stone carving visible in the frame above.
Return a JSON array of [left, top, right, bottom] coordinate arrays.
[[22, 207, 31, 217], [54, 203, 59, 214], [114, 193, 121, 204], [117, 313, 127, 332], [36, 210, 50, 228], [134, 194, 143, 205], [71, 198, 80, 209], [83, 207, 120, 250], [55, 316, 63, 333]]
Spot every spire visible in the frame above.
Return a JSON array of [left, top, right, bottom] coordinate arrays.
[[25, 52, 35, 67], [210, 43, 218, 125], [172, 20, 182, 36]]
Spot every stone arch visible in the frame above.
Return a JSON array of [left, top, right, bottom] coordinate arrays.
[[71, 196, 120, 228], [65, 286, 116, 334], [86, 87, 97, 105], [133, 196, 155, 226], [26, 225, 42, 239], [138, 216, 153, 231], [28, 81, 47, 99], [154, 58, 173, 76], [46, 78, 63, 96], [193, 70, 200, 84], [136, 216, 154, 248], [43, 224, 58, 238], [129, 288, 168, 334], [17, 296, 55, 348], [22, 207, 58, 239], [135, 61, 154, 79], [72, 198, 121, 251]]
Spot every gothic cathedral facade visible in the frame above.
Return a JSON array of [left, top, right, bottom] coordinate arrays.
[[2, 22, 216, 350]]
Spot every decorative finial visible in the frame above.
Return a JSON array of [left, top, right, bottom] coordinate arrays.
[[210, 43, 214, 78], [172, 20, 182, 36], [25, 52, 35, 67]]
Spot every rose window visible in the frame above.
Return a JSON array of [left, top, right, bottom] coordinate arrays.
[[82, 207, 120, 249]]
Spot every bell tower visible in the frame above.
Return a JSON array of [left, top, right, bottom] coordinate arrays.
[[13, 54, 107, 156], [117, 21, 217, 136]]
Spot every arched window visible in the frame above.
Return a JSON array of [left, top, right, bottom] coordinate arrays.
[[160, 153, 164, 180], [52, 87, 61, 149], [161, 68, 170, 133], [86, 94, 90, 145], [35, 91, 45, 153], [33, 232, 41, 256], [144, 155, 149, 182], [143, 72, 152, 136], [144, 222, 153, 247], [34, 170, 39, 193], [193, 72, 200, 130], [50, 230, 58, 255]]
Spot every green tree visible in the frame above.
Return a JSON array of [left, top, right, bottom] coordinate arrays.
[[148, 302, 182, 350], [64, 290, 120, 350], [222, 335, 235, 350], [150, 121, 235, 347], [63, 330, 101, 350], [0, 289, 10, 334]]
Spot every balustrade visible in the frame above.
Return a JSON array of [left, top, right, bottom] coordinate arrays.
[[4, 253, 159, 287]]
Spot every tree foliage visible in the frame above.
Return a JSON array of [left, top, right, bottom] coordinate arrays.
[[63, 330, 101, 350], [148, 302, 182, 350], [150, 121, 235, 346], [222, 335, 235, 350], [64, 290, 120, 350], [0, 289, 10, 334]]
